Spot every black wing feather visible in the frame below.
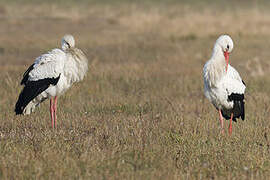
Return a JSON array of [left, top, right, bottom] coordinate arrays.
[[222, 93, 245, 122], [15, 74, 60, 115], [20, 64, 35, 85]]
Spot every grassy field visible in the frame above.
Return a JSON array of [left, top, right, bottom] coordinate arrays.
[[1, 0, 270, 179]]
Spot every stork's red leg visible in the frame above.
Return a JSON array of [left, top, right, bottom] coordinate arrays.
[[53, 96, 58, 128], [218, 110, 224, 134], [229, 113, 233, 135], [50, 98, 55, 128]]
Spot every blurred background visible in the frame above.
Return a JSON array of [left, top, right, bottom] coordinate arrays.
[[1, 0, 270, 179]]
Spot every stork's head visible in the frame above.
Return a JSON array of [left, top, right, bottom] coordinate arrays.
[[215, 35, 234, 71], [61, 34, 75, 51]]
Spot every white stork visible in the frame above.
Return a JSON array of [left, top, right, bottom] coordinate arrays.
[[15, 34, 88, 128], [203, 35, 246, 135]]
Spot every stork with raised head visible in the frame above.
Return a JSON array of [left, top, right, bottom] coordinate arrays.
[[203, 35, 246, 135], [15, 34, 88, 128]]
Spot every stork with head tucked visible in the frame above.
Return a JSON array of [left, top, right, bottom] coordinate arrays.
[[15, 34, 88, 128], [203, 35, 246, 135]]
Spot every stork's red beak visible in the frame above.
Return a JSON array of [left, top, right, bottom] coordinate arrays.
[[224, 51, 229, 72]]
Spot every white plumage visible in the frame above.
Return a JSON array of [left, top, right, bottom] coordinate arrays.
[[28, 49, 65, 82], [15, 34, 88, 128], [203, 35, 246, 135]]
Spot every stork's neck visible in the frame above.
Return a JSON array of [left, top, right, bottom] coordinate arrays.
[[207, 45, 227, 86], [210, 45, 227, 72]]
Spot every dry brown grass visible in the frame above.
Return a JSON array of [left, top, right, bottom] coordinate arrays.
[[1, 1, 270, 179]]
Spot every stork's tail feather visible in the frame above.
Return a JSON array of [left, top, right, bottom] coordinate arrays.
[[222, 93, 245, 122], [221, 93, 245, 122], [15, 75, 61, 115]]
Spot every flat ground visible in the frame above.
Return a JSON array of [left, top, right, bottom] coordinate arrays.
[[1, 0, 270, 179]]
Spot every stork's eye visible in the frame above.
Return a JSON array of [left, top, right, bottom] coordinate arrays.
[[66, 42, 71, 48], [64, 40, 71, 48], [227, 45, 230, 49]]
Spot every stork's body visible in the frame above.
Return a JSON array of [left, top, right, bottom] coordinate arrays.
[[15, 35, 88, 128], [203, 35, 246, 135]]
